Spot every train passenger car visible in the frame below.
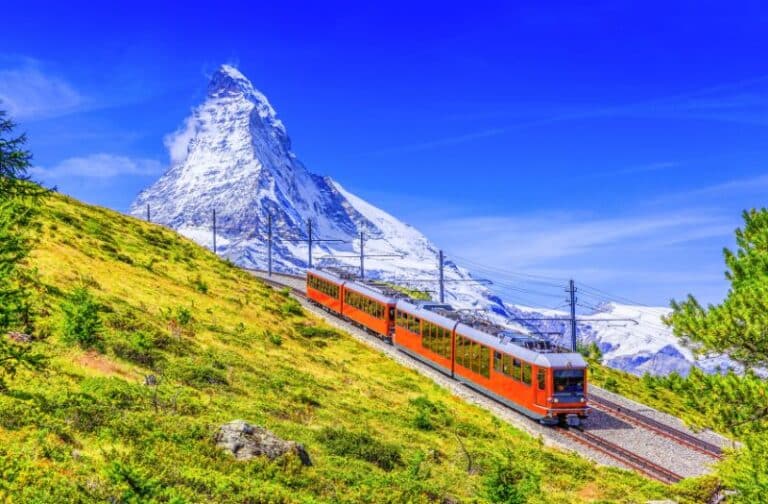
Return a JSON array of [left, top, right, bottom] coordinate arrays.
[[393, 300, 458, 372], [306, 269, 345, 313], [341, 282, 397, 337], [453, 324, 587, 426], [393, 299, 587, 426]]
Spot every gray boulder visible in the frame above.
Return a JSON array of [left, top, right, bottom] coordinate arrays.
[[215, 420, 312, 466]]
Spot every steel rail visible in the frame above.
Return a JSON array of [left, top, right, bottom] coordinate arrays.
[[588, 395, 723, 459]]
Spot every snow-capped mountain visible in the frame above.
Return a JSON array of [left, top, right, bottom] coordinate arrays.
[[130, 64, 720, 377], [130, 65, 491, 310]]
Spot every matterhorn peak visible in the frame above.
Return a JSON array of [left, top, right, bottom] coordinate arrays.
[[208, 64, 255, 97]]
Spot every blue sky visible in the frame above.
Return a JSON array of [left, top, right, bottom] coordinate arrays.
[[2, 1, 767, 306]]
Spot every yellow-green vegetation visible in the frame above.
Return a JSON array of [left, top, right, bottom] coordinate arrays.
[[380, 281, 433, 301], [0, 193, 716, 503]]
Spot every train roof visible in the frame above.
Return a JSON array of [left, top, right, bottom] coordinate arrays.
[[344, 280, 397, 305], [309, 268, 404, 304], [396, 299, 586, 369], [307, 268, 347, 284]]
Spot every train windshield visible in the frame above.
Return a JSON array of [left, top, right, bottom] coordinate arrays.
[[553, 369, 585, 395]]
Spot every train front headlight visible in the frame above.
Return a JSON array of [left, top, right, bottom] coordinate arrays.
[[579, 397, 586, 403], [553, 398, 559, 403]]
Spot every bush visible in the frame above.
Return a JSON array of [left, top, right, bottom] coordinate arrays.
[[295, 324, 338, 339], [603, 377, 619, 392], [60, 287, 102, 349], [173, 359, 228, 388], [112, 331, 159, 367], [191, 274, 208, 294], [484, 451, 542, 504], [409, 396, 452, 431], [280, 298, 303, 317], [267, 331, 283, 346], [317, 427, 402, 471]]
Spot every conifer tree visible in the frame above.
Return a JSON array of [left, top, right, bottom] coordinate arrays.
[[0, 108, 44, 389], [667, 209, 768, 369]]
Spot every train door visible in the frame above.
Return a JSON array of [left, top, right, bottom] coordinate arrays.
[[534, 366, 548, 406]]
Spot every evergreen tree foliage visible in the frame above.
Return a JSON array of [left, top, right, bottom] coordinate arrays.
[[61, 286, 102, 349], [0, 108, 45, 389], [0, 109, 40, 199], [667, 209, 768, 368], [664, 210, 768, 501]]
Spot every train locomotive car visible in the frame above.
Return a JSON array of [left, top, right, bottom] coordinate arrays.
[[306, 269, 588, 426]]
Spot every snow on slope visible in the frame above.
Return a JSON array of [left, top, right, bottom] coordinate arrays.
[[130, 64, 723, 377]]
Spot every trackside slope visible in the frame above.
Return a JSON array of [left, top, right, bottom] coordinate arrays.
[[0, 193, 712, 502]]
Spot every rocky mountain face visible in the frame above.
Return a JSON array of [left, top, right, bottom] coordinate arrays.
[[130, 65, 728, 377]]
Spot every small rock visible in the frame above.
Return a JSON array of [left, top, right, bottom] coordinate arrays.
[[144, 374, 158, 386], [6, 332, 31, 344], [71, 449, 82, 461], [215, 420, 312, 466]]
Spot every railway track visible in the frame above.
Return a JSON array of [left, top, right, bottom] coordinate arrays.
[[250, 270, 706, 484], [589, 395, 723, 459], [557, 427, 683, 484]]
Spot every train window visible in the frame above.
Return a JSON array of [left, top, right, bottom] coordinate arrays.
[[522, 363, 532, 386], [456, 336, 466, 367], [553, 369, 585, 395], [513, 359, 522, 381], [494, 352, 502, 372], [479, 345, 490, 378], [537, 369, 546, 391], [503, 354, 512, 376]]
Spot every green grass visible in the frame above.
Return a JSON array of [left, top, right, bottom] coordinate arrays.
[[0, 193, 716, 502]]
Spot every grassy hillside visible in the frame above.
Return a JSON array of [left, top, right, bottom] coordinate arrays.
[[0, 193, 714, 503]]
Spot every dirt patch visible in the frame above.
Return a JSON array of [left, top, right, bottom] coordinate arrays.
[[76, 351, 131, 378], [576, 482, 601, 501]]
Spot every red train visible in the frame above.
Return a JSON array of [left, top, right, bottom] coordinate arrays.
[[306, 268, 588, 426]]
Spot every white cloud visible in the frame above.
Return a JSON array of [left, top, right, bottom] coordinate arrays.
[[33, 154, 165, 179], [164, 115, 198, 165], [428, 212, 730, 267], [0, 61, 83, 120]]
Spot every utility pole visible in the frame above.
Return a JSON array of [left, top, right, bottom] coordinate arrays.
[[568, 279, 578, 352], [360, 231, 365, 280], [280, 219, 345, 271], [212, 208, 217, 254], [439, 250, 445, 303], [146, 204, 151, 223], [307, 219, 313, 268], [267, 213, 273, 277]]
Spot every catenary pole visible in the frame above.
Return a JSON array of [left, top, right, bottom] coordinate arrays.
[[268, 213, 273, 277], [360, 231, 365, 280], [212, 208, 217, 254], [568, 279, 578, 352], [307, 219, 313, 268], [439, 250, 445, 303]]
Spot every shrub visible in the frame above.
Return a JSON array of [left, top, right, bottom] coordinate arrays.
[[484, 451, 542, 504], [112, 331, 159, 367], [317, 427, 402, 471], [60, 287, 102, 349], [175, 307, 192, 326], [603, 377, 619, 392], [173, 359, 228, 388], [295, 324, 338, 339], [267, 331, 283, 346], [409, 396, 451, 431], [280, 298, 303, 317], [191, 274, 208, 294]]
